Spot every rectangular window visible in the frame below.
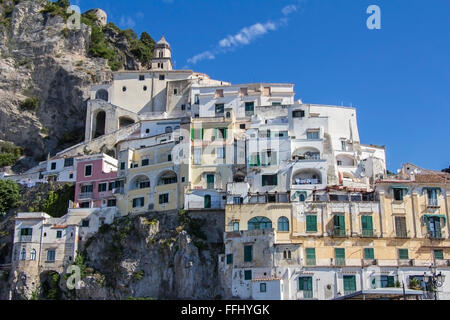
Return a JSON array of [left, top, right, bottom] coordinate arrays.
[[82, 219, 89, 227], [206, 174, 215, 189], [306, 215, 317, 232], [84, 164, 92, 177], [341, 140, 346, 151], [47, 250, 56, 262], [245, 102, 254, 116], [20, 228, 33, 236], [361, 215, 374, 237], [244, 245, 253, 262], [64, 158, 74, 167], [262, 174, 278, 186], [260, 283, 267, 293], [305, 248, 316, 266], [215, 104, 225, 116], [298, 277, 313, 294], [398, 249, 409, 260], [293, 110, 305, 118], [159, 193, 169, 204], [261, 150, 277, 166], [393, 188, 404, 201], [244, 270, 252, 281], [56, 230, 62, 239], [379, 276, 395, 288], [191, 128, 204, 140], [193, 148, 202, 165], [159, 74, 165, 80], [364, 248, 375, 260], [226, 254, 233, 265], [333, 215, 346, 237], [98, 183, 107, 192], [51, 162, 56, 170], [427, 189, 439, 206], [343, 276, 357, 294], [272, 102, 282, 106], [173, 88, 178, 95], [395, 216, 408, 238], [132, 197, 145, 208], [194, 94, 200, 104], [120, 162, 126, 170], [217, 147, 225, 159], [139, 75, 145, 81], [434, 250, 444, 260], [215, 128, 227, 140], [335, 248, 346, 266], [141, 159, 149, 166], [233, 197, 243, 205], [233, 221, 240, 231], [107, 199, 116, 207], [249, 153, 261, 167], [306, 131, 319, 140]]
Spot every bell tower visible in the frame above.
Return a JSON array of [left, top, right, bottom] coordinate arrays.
[[151, 36, 173, 71]]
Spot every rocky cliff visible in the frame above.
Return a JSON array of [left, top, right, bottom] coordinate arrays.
[[0, 0, 154, 172]]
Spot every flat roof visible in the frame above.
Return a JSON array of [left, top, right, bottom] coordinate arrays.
[[334, 288, 423, 300]]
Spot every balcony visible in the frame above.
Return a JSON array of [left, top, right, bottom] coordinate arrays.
[[331, 228, 346, 238], [185, 201, 224, 210], [20, 235, 32, 242], [305, 258, 316, 266], [361, 229, 374, 238], [79, 192, 93, 199], [113, 187, 125, 194], [362, 259, 377, 267], [293, 178, 321, 185], [335, 258, 346, 266], [395, 230, 409, 239], [299, 290, 313, 299], [398, 259, 414, 267], [427, 231, 444, 240]]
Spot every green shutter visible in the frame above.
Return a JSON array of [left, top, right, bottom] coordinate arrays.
[[306, 215, 317, 232], [335, 248, 345, 259], [201, 129, 204, 139], [299, 277, 312, 291], [364, 248, 374, 260], [306, 248, 316, 260], [191, 128, 194, 140], [387, 276, 395, 288], [224, 128, 227, 139], [244, 270, 252, 280], [344, 276, 356, 291], [273, 175, 278, 186], [361, 216, 373, 230], [226, 254, 233, 264], [398, 249, 409, 260], [434, 250, 444, 260], [244, 245, 253, 262]]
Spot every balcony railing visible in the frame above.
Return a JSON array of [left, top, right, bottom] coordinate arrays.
[[185, 201, 224, 210], [335, 258, 346, 266], [332, 228, 346, 237], [113, 187, 124, 194], [344, 289, 357, 296], [428, 231, 444, 240], [78, 192, 93, 199], [305, 258, 316, 266], [301, 290, 313, 299], [361, 229, 374, 238], [395, 230, 409, 238], [20, 235, 32, 242]]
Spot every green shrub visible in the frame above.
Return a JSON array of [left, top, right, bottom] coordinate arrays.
[[20, 97, 40, 112], [39, 184, 75, 217], [0, 141, 21, 167], [133, 270, 145, 281], [0, 179, 20, 214], [40, 127, 49, 135], [40, 0, 70, 20]]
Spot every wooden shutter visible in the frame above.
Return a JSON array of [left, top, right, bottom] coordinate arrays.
[[364, 248, 374, 260], [335, 248, 345, 259], [244, 245, 253, 262], [306, 216, 317, 232], [362, 216, 373, 230]]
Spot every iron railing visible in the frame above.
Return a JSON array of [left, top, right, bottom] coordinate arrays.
[[305, 258, 316, 266], [361, 229, 374, 237]]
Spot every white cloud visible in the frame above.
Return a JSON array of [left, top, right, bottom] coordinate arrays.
[[282, 4, 298, 16], [186, 1, 303, 65], [218, 22, 277, 49], [119, 16, 136, 29], [187, 51, 216, 64]]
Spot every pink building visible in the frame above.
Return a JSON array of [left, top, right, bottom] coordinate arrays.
[[74, 154, 121, 209]]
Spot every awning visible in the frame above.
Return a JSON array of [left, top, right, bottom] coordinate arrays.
[[421, 187, 442, 195], [422, 214, 447, 224], [389, 185, 410, 194]]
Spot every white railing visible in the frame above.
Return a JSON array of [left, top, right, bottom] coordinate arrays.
[[78, 192, 93, 199]]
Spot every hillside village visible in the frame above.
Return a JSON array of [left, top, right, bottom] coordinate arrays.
[[1, 5, 450, 300]]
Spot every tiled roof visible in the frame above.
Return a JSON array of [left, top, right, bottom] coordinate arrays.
[[415, 173, 450, 184]]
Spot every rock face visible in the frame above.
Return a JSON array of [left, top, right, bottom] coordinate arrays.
[[85, 9, 107, 27], [73, 212, 223, 300], [0, 0, 149, 172]]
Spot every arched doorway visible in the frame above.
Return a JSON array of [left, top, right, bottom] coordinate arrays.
[[95, 89, 109, 101], [93, 110, 106, 139], [119, 116, 135, 129]]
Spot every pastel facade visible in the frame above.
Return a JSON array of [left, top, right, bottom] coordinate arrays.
[[73, 154, 118, 209]]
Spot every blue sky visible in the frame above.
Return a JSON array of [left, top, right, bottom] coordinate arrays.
[[71, 0, 450, 172]]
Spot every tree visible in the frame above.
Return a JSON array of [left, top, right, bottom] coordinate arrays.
[[0, 180, 21, 214], [442, 167, 450, 174]]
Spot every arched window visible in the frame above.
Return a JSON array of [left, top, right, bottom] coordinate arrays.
[[20, 248, 26, 261], [299, 193, 306, 202], [30, 249, 36, 261], [95, 89, 109, 101], [278, 217, 290, 231], [248, 217, 272, 230], [204, 195, 211, 209]]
